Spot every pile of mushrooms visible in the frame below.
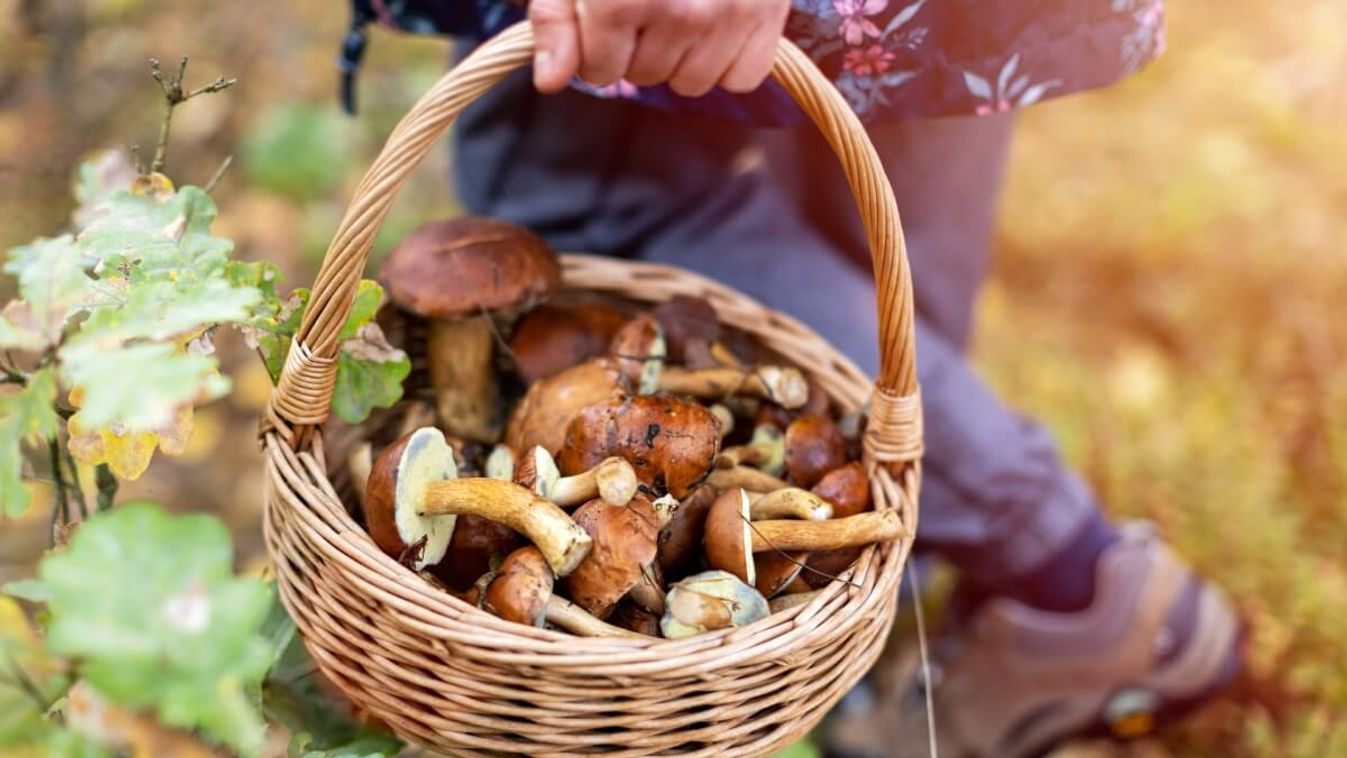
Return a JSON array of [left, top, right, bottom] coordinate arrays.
[[357, 217, 906, 639]]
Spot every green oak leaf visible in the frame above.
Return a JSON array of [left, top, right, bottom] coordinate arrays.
[[76, 185, 233, 278], [252, 281, 408, 424], [59, 342, 229, 432], [72, 150, 137, 232], [0, 595, 75, 748], [33, 502, 273, 755], [74, 277, 259, 349], [2, 236, 93, 349], [332, 323, 411, 424], [289, 729, 404, 758], [0, 367, 61, 517]]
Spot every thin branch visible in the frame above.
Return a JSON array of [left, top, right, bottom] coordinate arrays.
[[47, 439, 68, 548], [203, 154, 233, 194], [60, 445, 88, 520], [0, 653, 52, 713], [146, 56, 237, 175]]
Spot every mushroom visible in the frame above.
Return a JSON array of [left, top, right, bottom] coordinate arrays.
[[651, 295, 741, 370], [365, 427, 591, 575], [747, 488, 834, 521], [784, 414, 847, 488], [380, 217, 561, 442], [431, 442, 525, 591], [709, 404, 735, 441], [755, 377, 833, 429], [707, 466, 789, 492], [504, 358, 627, 454], [715, 423, 785, 475], [481, 547, 645, 638], [768, 589, 824, 614], [804, 462, 874, 588], [660, 570, 769, 639], [657, 485, 719, 579], [564, 497, 664, 618], [508, 302, 628, 384], [609, 314, 666, 393], [513, 445, 638, 508], [506, 355, 806, 455], [703, 488, 904, 587], [557, 394, 720, 499]]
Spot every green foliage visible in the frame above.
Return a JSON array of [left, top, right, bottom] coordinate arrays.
[[243, 103, 353, 200], [249, 280, 410, 425], [0, 368, 60, 516], [32, 502, 274, 754]]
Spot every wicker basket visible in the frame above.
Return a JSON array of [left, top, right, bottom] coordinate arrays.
[[261, 22, 923, 757]]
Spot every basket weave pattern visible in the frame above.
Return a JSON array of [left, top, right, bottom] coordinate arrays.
[[263, 23, 922, 757]]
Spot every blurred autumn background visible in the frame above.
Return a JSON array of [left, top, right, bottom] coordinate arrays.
[[2, 0, 1345, 755]]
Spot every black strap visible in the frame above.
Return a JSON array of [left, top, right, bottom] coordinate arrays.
[[339, 0, 375, 115]]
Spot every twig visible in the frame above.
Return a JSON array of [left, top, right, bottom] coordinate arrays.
[[47, 439, 68, 547], [907, 561, 938, 758], [203, 154, 233, 194], [60, 445, 88, 520], [147, 56, 237, 175], [95, 464, 117, 512]]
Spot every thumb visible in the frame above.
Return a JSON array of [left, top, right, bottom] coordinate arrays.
[[530, 0, 581, 93]]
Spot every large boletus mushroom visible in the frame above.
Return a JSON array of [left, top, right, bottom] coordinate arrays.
[[657, 485, 720, 578], [380, 218, 561, 442], [508, 302, 628, 384], [703, 488, 904, 589], [660, 570, 769, 639], [558, 394, 720, 499], [564, 497, 664, 618], [651, 295, 733, 370], [365, 427, 591, 575], [504, 358, 627, 454], [482, 546, 645, 638]]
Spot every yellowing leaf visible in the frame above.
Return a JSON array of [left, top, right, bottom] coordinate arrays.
[[67, 404, 193, 481]]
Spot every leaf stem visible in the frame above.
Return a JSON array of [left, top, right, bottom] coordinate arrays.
[[0, 653, 53, 714]]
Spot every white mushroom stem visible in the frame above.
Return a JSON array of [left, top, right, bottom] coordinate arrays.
[[748, 510, 907, 553], [550, 457, 639, 507], [707, 466, 789, 492], [747, 488, 833, 521], [544, 596, 648, 638], [715, 424, 784, 474], [427, 317, 501, 443], [418, 478, 593, 576], [656, 365, 809, 409], [348, 443, 372, 507]]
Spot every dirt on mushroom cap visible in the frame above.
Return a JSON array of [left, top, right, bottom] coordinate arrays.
[[557, 394, 720, 499]]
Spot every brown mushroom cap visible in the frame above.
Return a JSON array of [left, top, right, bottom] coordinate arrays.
[[379, 217, 561, 320], [363, 428, 458, 569], [651, 295, 721, 368], [508, 302, 628, 384], [504, 358, 626, 454], [557, 394, 720, 499], [811, 462, 871, 518], [563, 497, 660, 619], [658, 485, 719, 578], [754, 552, 808, 598], [784, 414, 848, 488], [609, 314, 666, 392], [608, 602, 663, 637], [702, 488, 755, 585], [484, 547, 554, 627]]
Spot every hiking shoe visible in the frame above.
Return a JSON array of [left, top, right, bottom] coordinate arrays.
[[823, 523, 1243, 758]]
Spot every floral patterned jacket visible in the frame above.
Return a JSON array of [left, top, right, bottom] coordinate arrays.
[[347, 0, 1165, 125]]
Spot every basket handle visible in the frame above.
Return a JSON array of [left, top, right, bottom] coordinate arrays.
[[265, 22, 922, 466]]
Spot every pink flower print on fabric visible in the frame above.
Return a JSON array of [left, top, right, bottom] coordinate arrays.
[[834, 0, 889, 46], [844, 45, 898, 76], [964, 54, 1061, 115]]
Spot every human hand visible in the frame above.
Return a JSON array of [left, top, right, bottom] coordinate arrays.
[[529, 0, 792, 97]]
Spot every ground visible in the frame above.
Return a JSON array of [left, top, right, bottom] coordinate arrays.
[[1, 0, 1344, 754]]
